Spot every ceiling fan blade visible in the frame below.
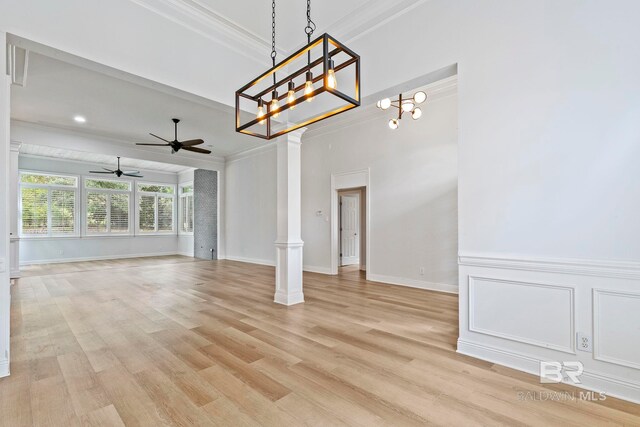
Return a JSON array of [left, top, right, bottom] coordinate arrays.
[[180, 139, 204, 146], [122, 170, 140, 174], [123, 173, 144, 177], [102, 167, 115, 172], [89, 171, 115, 174], [182, 146, 211, 154], [136, 143, 170, 146], [149, 133, 171, 143]]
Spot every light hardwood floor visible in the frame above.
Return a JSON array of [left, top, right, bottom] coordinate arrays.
[[1, 256, 639, 426]]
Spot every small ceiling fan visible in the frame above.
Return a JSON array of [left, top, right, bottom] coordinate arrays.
[[89, 157, 143, 178], [136, 118, 211, 155]]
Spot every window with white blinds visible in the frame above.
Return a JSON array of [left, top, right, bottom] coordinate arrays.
[[85, 178, 132, 235], [179, 183, 194, 234], [20, 172, 78, 237], [137, 183, 175, 233]]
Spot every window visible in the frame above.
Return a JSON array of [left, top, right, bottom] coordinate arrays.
[[137, 183, 175, 233], [85, 178, 132, 235], [179, 183, 194, 234], [20, 172, 78, 237]]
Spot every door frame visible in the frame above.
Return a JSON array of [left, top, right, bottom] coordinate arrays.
[[330, 168, 370, 278], [339, 191, 361, 267]]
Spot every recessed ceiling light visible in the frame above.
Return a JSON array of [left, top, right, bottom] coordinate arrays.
[[73, 115, 86, 123]]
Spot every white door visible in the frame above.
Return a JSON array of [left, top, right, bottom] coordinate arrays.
[[340, 194, 360, 266]]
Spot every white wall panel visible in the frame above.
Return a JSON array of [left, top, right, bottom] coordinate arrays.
[[469, 276, 575, 353], [594, 289, 640, 370]]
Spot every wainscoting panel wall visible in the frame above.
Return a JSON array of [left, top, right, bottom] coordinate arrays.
[[593, 289, 640, 370], [458, 254, 640, 404], [194, 169, 218, 260], [469, 276, 575, 354]]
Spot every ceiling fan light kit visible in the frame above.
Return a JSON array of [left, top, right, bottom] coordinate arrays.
[[235, 0, 360, 140], [136, 118, 211, 155], [377, 91, 427, 130]]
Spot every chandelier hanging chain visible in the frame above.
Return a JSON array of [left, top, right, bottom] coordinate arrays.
[[305, 0, 316, 64], [271, 0, 277, 86]]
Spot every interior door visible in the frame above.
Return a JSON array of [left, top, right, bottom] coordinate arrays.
[[340, 194, 360, 266]]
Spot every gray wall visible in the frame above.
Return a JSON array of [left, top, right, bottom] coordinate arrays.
[[194, 169, 218, 260]]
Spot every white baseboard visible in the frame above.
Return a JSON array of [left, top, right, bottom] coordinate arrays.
[[367, 273, 458, 294], [457, 339, 640, 404], [20, 251, 183, 266], [0, 359, 9, 378], [303, 264, 332, 274], [223, 255, 275, 267], [177, 251, 194, 257]]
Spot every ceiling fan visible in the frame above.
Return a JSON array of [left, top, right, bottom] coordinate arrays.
[[89, 157, 143, 178], [136, 118, 211, 155]]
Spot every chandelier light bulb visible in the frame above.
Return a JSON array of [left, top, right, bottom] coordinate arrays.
[[380, 98, 391, 110], [270, 91, 280, 118], [388, 118, 399, 130], [304, 71, 315, 102], [257, 100, 265, 125], [412, 107, 422, 120], [287, 81, 296, 110], [326, 59, 338, 89], [402, 101, 415, 113], [413, 91, 427, 104]]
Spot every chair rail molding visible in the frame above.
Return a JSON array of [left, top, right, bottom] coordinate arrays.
[[459, 252, 640, 280]]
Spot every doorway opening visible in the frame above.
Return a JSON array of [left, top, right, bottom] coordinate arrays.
[[330, 168, 370, 277], [338, 187, 366, 272]]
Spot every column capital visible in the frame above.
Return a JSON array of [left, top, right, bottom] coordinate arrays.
[[283, 126, 307, 144], [10, 140, 21, 152]]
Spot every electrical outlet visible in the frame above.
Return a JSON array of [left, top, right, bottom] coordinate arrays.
[[419, 267, 425, 275], [577, 332, 592, 352]]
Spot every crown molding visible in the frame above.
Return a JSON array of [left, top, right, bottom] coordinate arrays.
[[324, 0, 430, 46], [127, 0, 425, 63], [225, 142, 276, 165], [128, 0, 278, 66]]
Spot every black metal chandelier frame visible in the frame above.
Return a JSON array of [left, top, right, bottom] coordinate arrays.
[[235, 2, 360, 140]]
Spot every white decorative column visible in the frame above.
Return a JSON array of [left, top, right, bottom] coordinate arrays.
[[274, 128, 306, 305], [9, 141, 21, 279]]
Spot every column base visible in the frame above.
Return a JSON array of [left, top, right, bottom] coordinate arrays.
[[274, 290, 305, 306], [274, 240, 304, 306]]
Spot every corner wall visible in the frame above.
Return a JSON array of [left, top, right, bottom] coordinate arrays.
[[0, 32, 11, 377], [302, 82, 458, 290]]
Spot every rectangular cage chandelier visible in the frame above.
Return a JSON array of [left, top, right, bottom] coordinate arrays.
[[236, 33, 360, 140]]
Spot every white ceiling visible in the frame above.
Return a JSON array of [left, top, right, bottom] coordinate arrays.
[[20, 144, 193, 174], [11, 52, 265, 159]]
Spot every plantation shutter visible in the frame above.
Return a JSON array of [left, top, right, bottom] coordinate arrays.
[[185, 195, 194, 232], [139, 195, 156, 231], [50, 189, 75, 234], [110, 194, 129, 233], [87, 192, 108, 233], [157, 196, 173, 231], [21, 187, 48, 235]]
